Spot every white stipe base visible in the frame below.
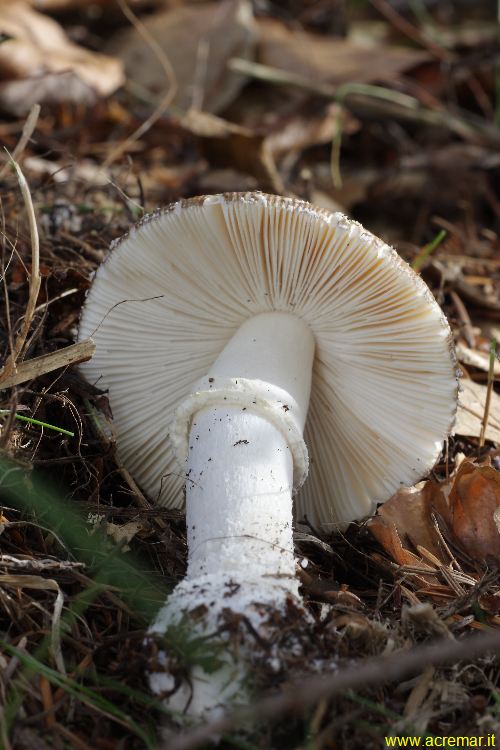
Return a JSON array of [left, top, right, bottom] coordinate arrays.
[[148, 313, 315, 719], [149, 408, 304, 719]]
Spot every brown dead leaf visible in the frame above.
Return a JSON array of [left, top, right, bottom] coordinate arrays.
[[368, 481, 450, 568], [455, 379, 500, 444], [0, 3, 123, 116], [257, 18, 428, 88], [265, 103, 348, 161], [368, 513, 423, 568], [180, 103, 351, 194], [197, 168, 258, 194], [448, 461, 500, 564], [370, 461, 500, 580], [107, 0, 256, 114], [179, 109, 285, 193]]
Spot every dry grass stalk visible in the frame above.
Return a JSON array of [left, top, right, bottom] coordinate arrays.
[[0, 340, 95, 389], [0, 105, 40, 181], [1, 574, 65, 674], [479, 338, 497, 447], [0, 156, 41, 380]]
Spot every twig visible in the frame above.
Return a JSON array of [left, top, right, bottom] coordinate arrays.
[[0, 339, 95, 390], [479, 338, 497, 449], [58, 230, 105, 263], [450, 291, 476, 349], [368, 0, 452, 61], [0, 554, 84, 572], [165, 628, 500, 750], [0, 105, 40, 181], [0, 156, 41, 381]]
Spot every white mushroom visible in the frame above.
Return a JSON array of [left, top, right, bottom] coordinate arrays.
[[78, 192, 458, 716]]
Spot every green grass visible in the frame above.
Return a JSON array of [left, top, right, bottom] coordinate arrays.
[[0, 410, 74, 436], [0, 456, 171, 745]]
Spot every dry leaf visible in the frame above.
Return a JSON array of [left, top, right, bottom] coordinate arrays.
[[179, 109, 284, 193], [368, 482, 450, 565], [455, 379, 500, 443], [197, 168, 258, 193], [23, 155, 111, 186], [455, 342, 500, 375], [367, 484, 450, 589], [370, 461, 500, 576], [107, 0, 256, 114], [265, 103, 348, 161], [309, 189, 344, 214], [257, 18, 428, 87], [106, 520, 143, 551], [0, 3, 123, 115], [367, 514, 434, 571], [447, 461, 500, 564]]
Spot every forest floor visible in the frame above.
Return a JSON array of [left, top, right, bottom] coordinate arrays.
[[0, 0, 500, 748]]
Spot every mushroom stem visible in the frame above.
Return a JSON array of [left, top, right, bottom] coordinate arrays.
[[186, 405, 298, 593], [171, 311, 315, 607], [150, 314, 315, 715]]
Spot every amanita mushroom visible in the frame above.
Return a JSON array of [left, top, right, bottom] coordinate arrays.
[[78, 192, 457, 715]]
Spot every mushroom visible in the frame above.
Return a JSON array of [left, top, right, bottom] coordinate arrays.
[[78, 192, 457, 715]]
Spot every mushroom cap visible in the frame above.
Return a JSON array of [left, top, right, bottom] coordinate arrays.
[[78, 192, 457, 531]]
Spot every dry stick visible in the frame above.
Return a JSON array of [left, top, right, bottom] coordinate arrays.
[[102, 0, 177, 169], [165, 628, 500, 750], [450, 290, 476, 349], [368, 0, 452, 62], [0, 105, 40, 181], [0, 157, 41, 381], [479, 338, 497, 449], [0, 340, 95, 390]]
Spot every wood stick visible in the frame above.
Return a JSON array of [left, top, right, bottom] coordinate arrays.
[[0, 340, 95, 390], [165, 628, 500, 750]]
